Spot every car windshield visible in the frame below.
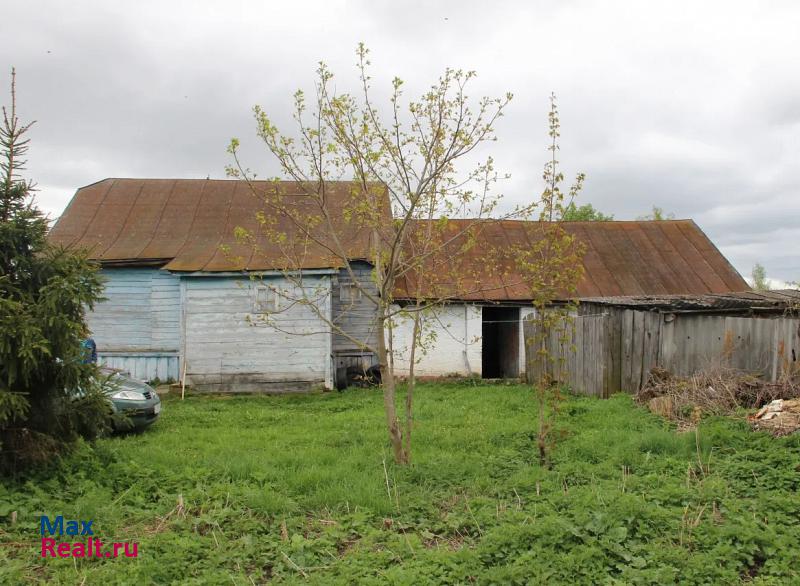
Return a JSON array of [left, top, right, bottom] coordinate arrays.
[[101, 370, 149, 394], [114, 377, 145, 393]]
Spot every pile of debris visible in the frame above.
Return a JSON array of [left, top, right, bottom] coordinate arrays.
[[750, 399, 800, 436], [637, 366, 800, 434]]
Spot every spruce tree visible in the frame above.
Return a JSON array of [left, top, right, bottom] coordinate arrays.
[[0, 69, 107, 474]]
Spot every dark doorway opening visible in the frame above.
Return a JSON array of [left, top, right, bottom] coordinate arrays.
[[482, 307, 520, 379]]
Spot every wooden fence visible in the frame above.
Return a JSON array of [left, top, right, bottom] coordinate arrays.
[[524, 310, 800, 396], [523, 313, 612, 397]]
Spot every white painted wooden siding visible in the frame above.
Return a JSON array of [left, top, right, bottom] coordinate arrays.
[[87, 268, 181, 380], [183, 276, 332, 391], [391, 304, 482, 377], [519, 307, 535, 377]]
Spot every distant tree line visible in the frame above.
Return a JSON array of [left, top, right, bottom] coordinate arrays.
[[561, 203, 676, 222]]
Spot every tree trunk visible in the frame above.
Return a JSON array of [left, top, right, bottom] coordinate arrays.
[[535, 313, 551, 469], [377, 311, 407, 464], [537, 388, 548, 467], [404, 311, 421, 463]]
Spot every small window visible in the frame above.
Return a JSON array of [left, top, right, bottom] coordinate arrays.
[[253, 285, 278, 313], [340, 283, 362, 304]]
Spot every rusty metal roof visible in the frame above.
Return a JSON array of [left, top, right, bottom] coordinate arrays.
[[49, 179, 748, 300], [578, 289, 800, 312], [394, 219, 749, 301], [48, 178, 387, 271]]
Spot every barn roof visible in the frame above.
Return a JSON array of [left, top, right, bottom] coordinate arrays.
[[49, 178, 749, 300], [48, 178, 387, 272], [393, 219, 749, 301]]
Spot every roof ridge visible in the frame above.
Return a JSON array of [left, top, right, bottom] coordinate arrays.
[[80, 177, 376, 184], [416, 217, 698, 224]]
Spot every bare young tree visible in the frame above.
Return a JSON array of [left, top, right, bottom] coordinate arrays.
[[513, 94, 586, 467], [227, 45, 529, 464]]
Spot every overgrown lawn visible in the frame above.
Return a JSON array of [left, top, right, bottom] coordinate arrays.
[[2, 382, 799, 584]]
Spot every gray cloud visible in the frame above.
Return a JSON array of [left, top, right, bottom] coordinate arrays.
[[2, 0, 798, 282]]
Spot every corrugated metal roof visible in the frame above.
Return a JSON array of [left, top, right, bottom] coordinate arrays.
[[48, 178, 387, 271], [49, 179, 749, 300], [393, 219, 749, 301]]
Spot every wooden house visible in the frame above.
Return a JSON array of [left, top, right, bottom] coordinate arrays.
[[48, 178, 750, 390], [49, 179, 381, 391]]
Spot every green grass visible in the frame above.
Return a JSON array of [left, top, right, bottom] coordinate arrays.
[[2, 382, 800, 584]]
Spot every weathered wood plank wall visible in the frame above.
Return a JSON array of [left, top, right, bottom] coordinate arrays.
[[525, 310, 800, 396], [87, 267, 181, 380], [183, 276, 332, 392], [524, 313, 611, 397], [331, 262, 379, 371], [99, 352, 180, 382]]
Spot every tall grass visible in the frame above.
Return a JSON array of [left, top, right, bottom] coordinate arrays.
[[1, 383, 798, 584]]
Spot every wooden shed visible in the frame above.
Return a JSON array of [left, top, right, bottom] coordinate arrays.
[[49, 177, 753, 391], [392, 218, 750, 380], [524, 290, 800, 397]]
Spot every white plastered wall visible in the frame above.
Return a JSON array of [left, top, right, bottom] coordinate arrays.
[[392, 304, 535, 379], [390, 304, 483, 377]]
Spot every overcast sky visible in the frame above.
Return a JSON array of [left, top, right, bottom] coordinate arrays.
[[2, 0, 798, 283]]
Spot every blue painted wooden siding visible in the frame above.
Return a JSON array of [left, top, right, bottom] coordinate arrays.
[[98, 352, 180, 382], [183, 276, 332, 391], [87, 268, 181, 380]]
